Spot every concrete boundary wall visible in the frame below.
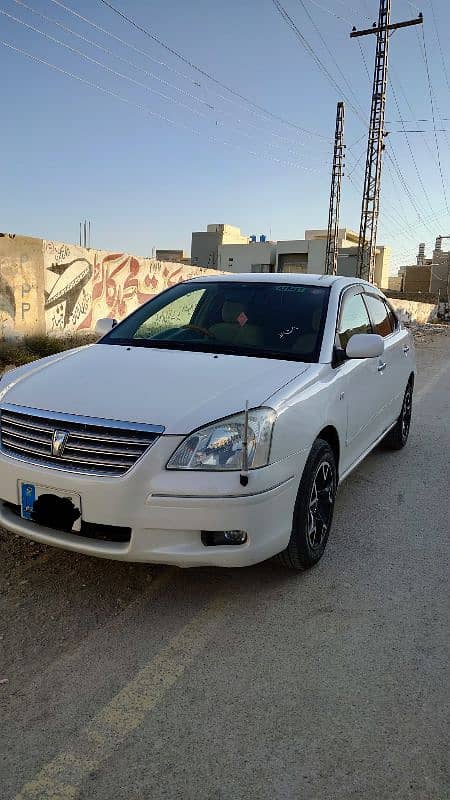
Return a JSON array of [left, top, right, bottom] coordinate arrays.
[[0, 233, 218, 337], [1, 232, 440, 334], [389, 297, 438, 324]]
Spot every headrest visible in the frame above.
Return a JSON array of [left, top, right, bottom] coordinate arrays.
[[222, 300, 245, 324]]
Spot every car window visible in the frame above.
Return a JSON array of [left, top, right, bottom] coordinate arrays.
[[385, 301, 398, 331], [337, 292, 372, 349], [135, 289, 205, 339], [102, 280, 330, 362], [364, 294, 393, 337]]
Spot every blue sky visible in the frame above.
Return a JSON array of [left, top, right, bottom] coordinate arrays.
[[1, 0, 449, 271]]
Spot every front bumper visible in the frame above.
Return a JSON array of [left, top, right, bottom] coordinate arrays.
[[0, 437, 303, 567]]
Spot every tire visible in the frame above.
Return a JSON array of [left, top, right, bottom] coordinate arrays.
[[383, 381, 413, 451], [278, 438, 337, 571]]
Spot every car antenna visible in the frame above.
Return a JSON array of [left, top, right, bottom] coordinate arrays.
[[240, 401, 249, 487]]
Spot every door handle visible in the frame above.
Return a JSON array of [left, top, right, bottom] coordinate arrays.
[[403, 345, 410, 355], [378, 361, 387, 373]]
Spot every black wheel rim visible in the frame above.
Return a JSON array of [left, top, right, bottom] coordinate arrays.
[[307, 461, 335, 550], [402, 386, 413, 442]]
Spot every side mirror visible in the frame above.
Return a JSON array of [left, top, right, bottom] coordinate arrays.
[[346, 333, 384, 359], [95, 318, 117, 337]]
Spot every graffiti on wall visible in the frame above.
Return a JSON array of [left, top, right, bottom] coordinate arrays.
[[43, 241, 213, 334], [0, 234, 42, 335], [45, 257, 93, 330], [0, 275, 16, 334]]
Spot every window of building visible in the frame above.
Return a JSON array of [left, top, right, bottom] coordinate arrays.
[[251, 264, 271, 273], [337, 292, 372, 349], [363, 294, 394, 337]]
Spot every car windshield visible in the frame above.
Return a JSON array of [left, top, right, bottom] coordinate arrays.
[[101, 280, 330, 362]]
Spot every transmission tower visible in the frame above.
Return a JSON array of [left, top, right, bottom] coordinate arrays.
[[351, 3, 423, 282], [325, 102, 345, 275]]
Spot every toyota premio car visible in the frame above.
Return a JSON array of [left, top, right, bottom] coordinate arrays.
[[0, 274, 415, 570]]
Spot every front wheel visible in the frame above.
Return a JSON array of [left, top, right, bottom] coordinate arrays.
[[278, 438, 337, 571]]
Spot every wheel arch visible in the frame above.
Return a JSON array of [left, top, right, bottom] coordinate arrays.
[[316, 425, 340, 478]]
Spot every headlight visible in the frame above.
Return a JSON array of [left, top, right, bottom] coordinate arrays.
[[167, 408, 276, 471]]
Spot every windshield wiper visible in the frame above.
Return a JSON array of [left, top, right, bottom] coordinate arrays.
[[102, 338, 314, 361]]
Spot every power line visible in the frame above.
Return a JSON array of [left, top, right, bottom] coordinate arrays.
[[12, 0, 328, 155], [13, 0, 216, 109], [385, 117, 450, 123], [346, 172, 418, 243], [357, 39, 371, 81], [44, 0, 205, 88], [349, 38, 442, 244], [346, 147, 365, 177], [386, 144, 436, 235], [387, 129, 450, 134], [418, 24, 449, 214], [3, 7, 326, 161], [365, 45, 443, 170], [303, 0, 352, 25], [383, 158, 425, 236], [388, 77, 441, 227], [310, 0, 372, 24], [271, 0, 367, 124], [0, 39, 322, 172], [346, 131, 438, 242], [326, 0, 443, 184], [346, 155, 421, 240], [296, 0, 363, 113], [428, 0, 450, 98], [92, 0, 328, 139], [0, 8, 211, 120]]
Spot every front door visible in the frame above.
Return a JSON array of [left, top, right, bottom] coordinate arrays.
[[334, 288, 382, 473]]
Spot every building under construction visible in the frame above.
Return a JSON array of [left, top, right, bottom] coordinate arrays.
[[395, 237, 450, 299]]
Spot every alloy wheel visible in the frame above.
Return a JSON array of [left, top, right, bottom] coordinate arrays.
[[307, 461, 335, 550], [402, 386, 413, 442]]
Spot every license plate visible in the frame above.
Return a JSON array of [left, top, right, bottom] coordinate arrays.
[[20, 482, 82, 532]]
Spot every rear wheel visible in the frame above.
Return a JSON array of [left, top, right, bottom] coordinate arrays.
[[278, 439, 337, 571], [383, 381, 413, 450]]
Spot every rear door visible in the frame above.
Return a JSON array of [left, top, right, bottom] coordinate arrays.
[[362, 293, 411, 433]]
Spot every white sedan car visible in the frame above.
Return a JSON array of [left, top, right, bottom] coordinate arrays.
[[0, 274, 415, 570]]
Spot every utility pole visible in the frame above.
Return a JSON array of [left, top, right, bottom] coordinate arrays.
[[79, 219, 92, 248], [350, 3, 423, 282], [325, 101, 345, 275]]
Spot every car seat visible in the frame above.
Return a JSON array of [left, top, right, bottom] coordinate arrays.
[[291, 307, 323, 355], [209, 300, 264, 348]]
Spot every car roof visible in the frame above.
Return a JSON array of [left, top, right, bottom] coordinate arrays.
[[188, 272, 377, 291]]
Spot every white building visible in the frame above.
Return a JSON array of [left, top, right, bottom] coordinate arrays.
[[217, 240, 276, 273], [217, 228, 390, 289], [191, 224, 250, 269]]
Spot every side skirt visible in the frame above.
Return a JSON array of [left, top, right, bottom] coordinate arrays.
[[338, 420, 397, 486]]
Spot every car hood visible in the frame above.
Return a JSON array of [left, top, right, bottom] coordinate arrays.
[[1, 344, 312, 434]]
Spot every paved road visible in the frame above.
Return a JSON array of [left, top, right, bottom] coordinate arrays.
[[1, 331, 449, 800]]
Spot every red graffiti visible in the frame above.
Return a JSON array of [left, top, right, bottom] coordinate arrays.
[[76, 255, 197, 332]]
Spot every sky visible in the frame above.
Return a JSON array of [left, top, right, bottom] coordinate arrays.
[[1, 0, 449, 272]]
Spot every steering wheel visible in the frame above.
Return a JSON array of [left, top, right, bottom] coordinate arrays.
[[179, 324, 216, 339]]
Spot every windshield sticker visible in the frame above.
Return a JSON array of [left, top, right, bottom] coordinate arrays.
[[279, 325, 299, 339], [274, 286, 307, 293], [237, 311, 248, 327]]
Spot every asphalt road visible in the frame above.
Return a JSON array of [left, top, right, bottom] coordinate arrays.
[[1, 330, 449, 800]]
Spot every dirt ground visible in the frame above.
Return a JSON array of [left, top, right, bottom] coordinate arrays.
[[1, 324, 449, 800]]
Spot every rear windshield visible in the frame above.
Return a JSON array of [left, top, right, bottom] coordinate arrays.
[[102, 280, 330, 362]]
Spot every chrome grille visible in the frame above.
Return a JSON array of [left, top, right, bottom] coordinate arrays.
[[0, 404, 164, 476]]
